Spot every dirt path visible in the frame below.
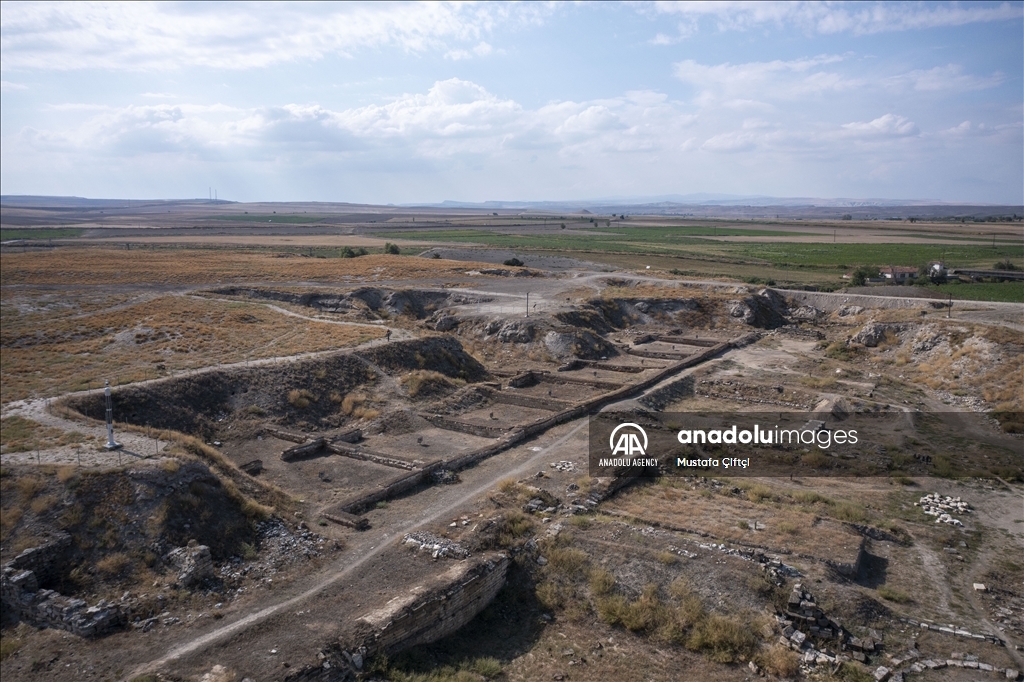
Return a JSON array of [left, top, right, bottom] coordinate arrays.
[[124, 420, 589, 680]]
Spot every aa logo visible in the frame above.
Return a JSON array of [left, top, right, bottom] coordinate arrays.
[[609, 423, 648, 457]]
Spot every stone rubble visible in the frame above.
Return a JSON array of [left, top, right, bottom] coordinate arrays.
[[549, 460, 578, 473], [915, 492, 971, 526], [403, 531, 470, 559]]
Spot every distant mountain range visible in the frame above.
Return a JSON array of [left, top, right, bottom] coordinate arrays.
[[419, 194, 994, 209]]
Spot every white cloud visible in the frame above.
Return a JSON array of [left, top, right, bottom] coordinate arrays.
[[674, 55, 861, 105], [445, 41, 495, 61], [141, 92, 176, 99], [651, 1, 1023, 36], [840, 114, 919, 137], [701, 131, 757, 153], [884, 64, 1005, 93], [13, 79, 711, 163], [0, 2, 536, 71], [1, 80, 28, 91]]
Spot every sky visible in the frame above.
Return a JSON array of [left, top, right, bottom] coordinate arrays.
[[1, 1, 1022, 205]]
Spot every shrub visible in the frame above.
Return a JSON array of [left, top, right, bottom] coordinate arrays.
[[341, 392, 366, 415], [831, 502, 868, 523], [536, 580, 565, 610], [878, 585, 912, 603], [467, 657, 502, 679], [589, 568, 615, 596], [746, 484, 773, 503], [568, 515, 592, 529], [0, 636, 24, 662], [16, 476, 44, 502], [657, 551, 679, 565], [494, 511, 534, 548], [383, 242, 400, 255], [503, 257, 524, 267], [547, 547, 588, 575], [159, 458, 181, 474], [400, 370, 456, 398], [95, 552, 131, 578], [759, 643, 799, 677], [287, 388, 316, 409], [686, 614, 756, 663], [29, 494, 59, 515]]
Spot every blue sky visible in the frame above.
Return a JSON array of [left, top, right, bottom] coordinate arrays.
[[1, 1, 1021, 204]]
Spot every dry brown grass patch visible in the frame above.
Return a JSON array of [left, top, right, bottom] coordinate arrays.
[[1, 293, 382, 403]]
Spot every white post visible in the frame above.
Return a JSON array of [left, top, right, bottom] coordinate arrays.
[[104, 381, 122, 450]]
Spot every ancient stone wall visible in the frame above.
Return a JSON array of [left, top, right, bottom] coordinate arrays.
[[359, 553, 509, 655], [1, 566, 123, 638], [4, 532, 71, 586]]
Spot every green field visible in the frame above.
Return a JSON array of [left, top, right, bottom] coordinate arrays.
[[373, 226, 1022, 270], [209, 214, 324, 223], [0, 228, 85, 240], [924, 281, 1024, 303]]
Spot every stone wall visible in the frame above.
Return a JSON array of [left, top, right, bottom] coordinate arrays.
[[5, 532, 71, 586], [1, 566, 123, 638], [285, 553, 509, 681], [1, 539, 211, 639], [359, 552, 509, 655]]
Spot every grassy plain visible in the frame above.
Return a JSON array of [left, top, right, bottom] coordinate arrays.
[[0, 248, 490, 286], [0, 294, 382, 403]]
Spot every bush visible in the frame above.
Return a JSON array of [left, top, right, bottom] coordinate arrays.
[[589, 568, 615, 596], [850, 265, 879, 286], [494, 511, 534, 548], [287, 388, 316, 409], [686, 614, 757, 663], [340, 392, 366, 415], [383, 242, 400, 255], [503, 257, 524, 267], [467, 657, 502, 679], [759, 644, 799, 676], [95, 552, 131, 578], [878, 584, 912, 603], [547, 547, 589, 575], [340, 246, 368, 258]]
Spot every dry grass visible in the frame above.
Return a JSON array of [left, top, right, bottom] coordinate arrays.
[[611, 482, 865, 560], [758, 643, 800, 676], [0, 294, 382, 403], [400, 370, 461, 398], [287, 388, 317, 409], [95, 552, 131, 578], [0, 416, 76, 454], [0, 249, 505, 286]]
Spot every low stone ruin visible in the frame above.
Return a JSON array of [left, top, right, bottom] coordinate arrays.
[[1, 568, 124, 637], [1, 534, 123, 638], [1, 536, 214, 638]]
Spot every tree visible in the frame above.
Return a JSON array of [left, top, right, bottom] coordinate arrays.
[[850, 266, 878, 286], [383, 242, 400, 255]]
